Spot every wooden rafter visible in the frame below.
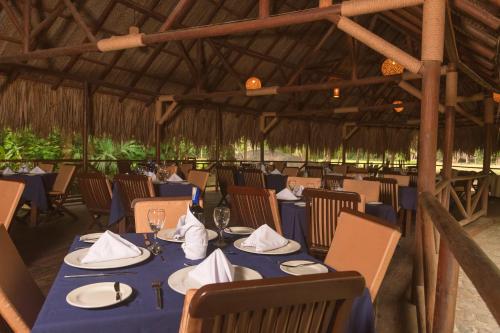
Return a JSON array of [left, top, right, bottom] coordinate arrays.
[[62, 0, 96, 43]]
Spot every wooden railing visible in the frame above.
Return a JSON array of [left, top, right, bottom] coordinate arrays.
[[416, 192, 500, 333], [434, 174, 490, 226]]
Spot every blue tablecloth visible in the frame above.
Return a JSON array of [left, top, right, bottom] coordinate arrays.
[[32, 233, 374, 333], [365, 203, 398, 224], [108, 182, 193, 225], [235, 171, 287, 192], [399, 186, 417, 211], [2, 173, 57, 211]]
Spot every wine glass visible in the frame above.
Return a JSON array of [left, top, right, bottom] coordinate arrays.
[[147, 208, 165, 254], [213, 206, 230, 247]]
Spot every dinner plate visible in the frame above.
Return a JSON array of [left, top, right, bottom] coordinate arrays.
[[224, 226, 255, 235], [294, 202, 306, 207], [79, 233, 103, 243], [279, 260, 329, 276], [168, 265, 262, 295], [278, 197, 300, 202], [64, 247, 150, 270], [66, 282, 133, 309], [157, 228, 218, 243], [233, 238, 301, 255], [367, 201, 383, 205]]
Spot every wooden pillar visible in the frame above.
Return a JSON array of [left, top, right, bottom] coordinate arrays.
[[305, 122, 311, 164], [260, 137, 265, 164], [83, 82, 91, 172], [216, 107, 222, 162], [341, 140, 346, 164], [416, 1, 445, 331], [154, 100, 162, 165], [483, 97, 494, 173], [259, 0, 270, 18], [433, 64, 459, 333]]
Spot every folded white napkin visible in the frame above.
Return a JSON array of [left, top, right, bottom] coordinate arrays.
[[17, 166, 29, 173], [276, 188, 298, 200], [30, 166, 46, 174], [81, 231, 142, 264], [354, 174, 363, 180], [175, 207, 208, 260], [2, 167, 14, 175], [242, 224, 288, 252], [293, 185, 305, 197], [270, 169, 281, 175], [260, 164, 267, 174], [167, 173, 184, 182], [188, 249, 235, 286]]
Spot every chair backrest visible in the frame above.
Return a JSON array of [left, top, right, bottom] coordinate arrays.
[[77, 173, 112, 214], [178, 271, 365, 333], [216, 166, 237, 197], [116, 160, 132, 174], [282, 166, 299, 177], [114, 174, 155, 216], [52, 164, 77, 194], [323, 175, 352, 190], [305, 165, 323, 178], [324, 209, 401, 299], [366, 177, 398, 211], [343, 179, 380, 202], [132, 197, 200, 232], [38, 163, 54, 173], [273, 161, 285, 172], [330, 164, 347, 175], [302, 188, 362, 257], [241, 169, 266, 188], [187, 170, 209, 193], [409, 172, 418, 187], [179, 162, 194, 179], [0, 180, 25, 230], [287, 176, 322, 189], [384, 174, 410, 187], [347, 166, 368, 174], [0, 225, 44, 332], [228, 186, 282, 234]]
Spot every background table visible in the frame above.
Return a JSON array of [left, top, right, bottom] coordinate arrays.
[[365, 203, 398, 224], [32, 233, 375, 333], [108, 182, 193, 225], [235, 171, 288, 192], [399, 186, 417, 211]]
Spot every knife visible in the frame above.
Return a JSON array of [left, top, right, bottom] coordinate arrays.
[[64, 272, 138, 278], [114, 282, 121, 301]]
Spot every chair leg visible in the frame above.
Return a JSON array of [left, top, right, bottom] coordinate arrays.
[[398, 209, 406, 237]]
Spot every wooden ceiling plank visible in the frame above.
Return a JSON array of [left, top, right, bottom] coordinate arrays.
[[62, 0, 97, 43], [23, 0, 30, 53], [0, 0, 24, 38], [206, 39, 244, 90]]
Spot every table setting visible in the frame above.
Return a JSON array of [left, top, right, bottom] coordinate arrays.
[[32, 204, 375, 333]]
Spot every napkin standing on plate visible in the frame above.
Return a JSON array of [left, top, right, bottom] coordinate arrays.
[[188, 249, 235, 286], [2, 167, 14, 175], [270, 169, 281, 175], [276, 188, 298, 201], [242, 224, 288, 252], [81, 230, 142, 264], [167, 173, 184, 182], [17, 166, 29, 173], [180, 207, 208, 260], [30, 166, 46, 174]]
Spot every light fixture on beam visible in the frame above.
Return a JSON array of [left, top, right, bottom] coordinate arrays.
[[245, 77, 262, 90], [381, 59, 404, 76], [333, 87, 340, 98], [393, 100, 404, 112], [493, 92, 500, 103]]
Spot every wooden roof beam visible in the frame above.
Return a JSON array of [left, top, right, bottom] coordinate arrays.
[[206, 39, 244, 90], [0, 0, 24, 37], [452, 0, 500, 31], [62, 0, 97, 43]]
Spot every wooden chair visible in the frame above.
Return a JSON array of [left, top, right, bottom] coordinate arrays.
[[303, 188, 363, 258], [282, 166, 299, 177], [273, 161, 285, 172], [48, 164, 77, 220], [132, 197, 202, 232], [364, 177, 399, 212], [305, 165, 323, 178], [286, 176, 322, 189], [37, 163, 54, 173], [187, 170, 209, 193], [330, 164, 347, 175], [216, 165, 237, 205], [77, 172, 112, 231], [0, 225, 45, 332], [241, 169, 266, 188], [323, 175, 352, 190], [178, 271, 365, 333], [0, 180, 25, 230], [409, 172, 418, 187], [179, 162, 194, 179], [228, 186, 282, 234], [117, 160, 132, 174], [114, 174, 155, 219], [384, 174, 410, 186], [343, 179, 381, 202], [324, 209, 401, 299]]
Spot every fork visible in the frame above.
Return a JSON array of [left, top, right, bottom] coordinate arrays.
[[280, 262, 320, 268], [152, 281, 163, 309]]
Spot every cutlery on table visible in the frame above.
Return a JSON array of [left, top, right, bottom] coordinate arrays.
[[64, 272, 137, 278], [152, 281, 163, 309], [114, 281, 121, 301], [280, 262, 320, 268]]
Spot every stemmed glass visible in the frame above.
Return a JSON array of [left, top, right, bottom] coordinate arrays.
[[147, 208, 165, 254], [213, 206, 230, 247]]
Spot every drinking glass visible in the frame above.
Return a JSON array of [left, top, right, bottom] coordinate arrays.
[[147, 208, 165, 254], [213, 206, 230, 247]]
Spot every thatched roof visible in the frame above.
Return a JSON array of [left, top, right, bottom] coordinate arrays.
[[0, 0, 498, 155]]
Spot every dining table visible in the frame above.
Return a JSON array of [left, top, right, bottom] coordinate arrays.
[[398, 186, 418, 211], [1, 172, 57, 226], [32, 233, 375, 333], [108, 181, 194, 226], [235, 171, 288, 192]]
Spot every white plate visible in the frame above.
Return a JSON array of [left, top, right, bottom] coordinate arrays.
[[367, 201, 383, 205], [233, 237, 301, 255], [79, 233, 103, 243], [279, 260, 329, 276], [294, 202, 306, 207], [64, 247, 150, 270], [224, 226, 255, 235], [168, 265, 262, 295], [278, 197, 299, 202], [157, 228, 218, 243], [66, 282, 133, 309]]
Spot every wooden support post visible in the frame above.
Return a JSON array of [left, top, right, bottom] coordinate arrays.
[[260, 137, 265, 164], [305, 123, 311, 165], [483, 98, 494, 173], [341, 140, 346, 164], [259, 0, 270, 18], [433, 65, 459, 333], [83, 82, 91, 172], [216, 107, 222, 163], [23, 0, 30, 53], [155, 100, 163, 165]]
